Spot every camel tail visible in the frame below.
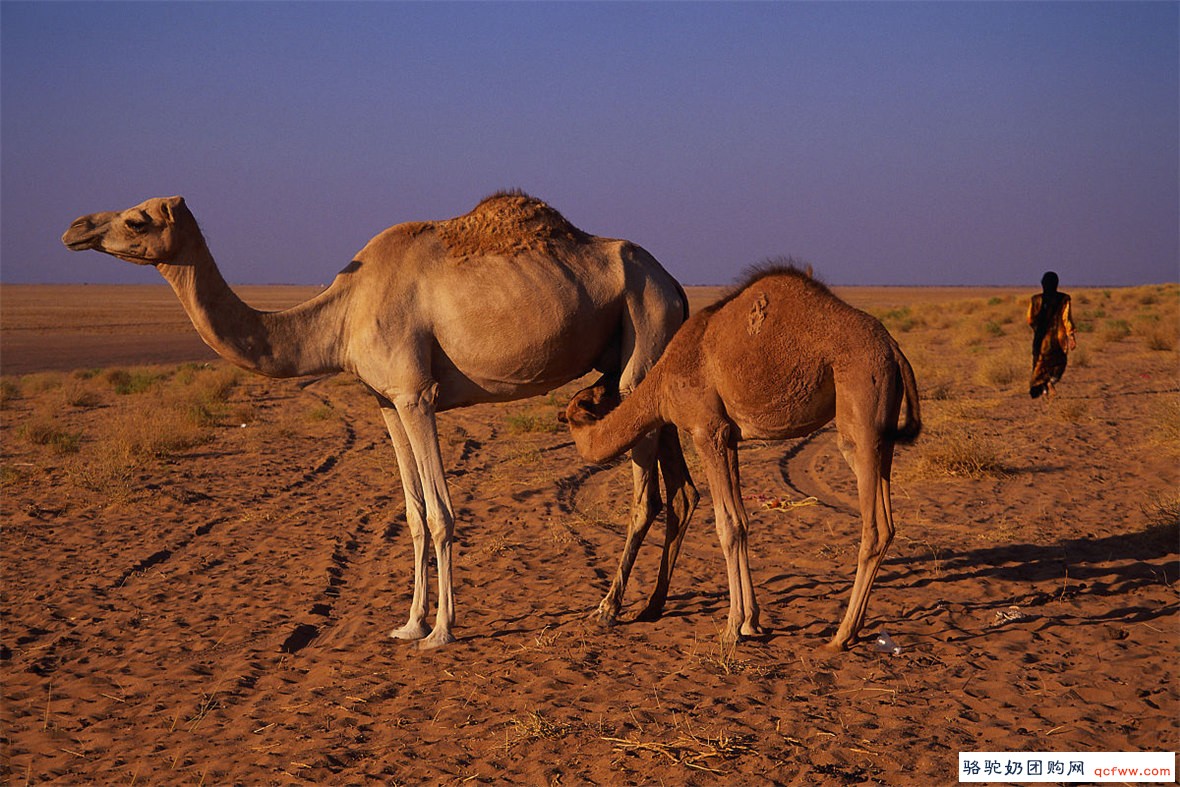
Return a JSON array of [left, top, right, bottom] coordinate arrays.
[[887, 342, 922, 444]]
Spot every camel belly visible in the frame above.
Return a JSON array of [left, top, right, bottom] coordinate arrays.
[[719, 363, 836, 441], [428, 266, 623, 405]]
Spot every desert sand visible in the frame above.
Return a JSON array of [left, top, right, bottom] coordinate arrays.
[[2, 282, 1176, 784]]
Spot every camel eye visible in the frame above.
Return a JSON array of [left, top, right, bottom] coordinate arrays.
[[125, 216, 148, 232]]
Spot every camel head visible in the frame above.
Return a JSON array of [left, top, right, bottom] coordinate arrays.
[[62, 196, 201, 265], [561, 384, 621, 428]]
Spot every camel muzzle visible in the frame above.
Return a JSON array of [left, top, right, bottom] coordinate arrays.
[[62, 216, 104, 251]]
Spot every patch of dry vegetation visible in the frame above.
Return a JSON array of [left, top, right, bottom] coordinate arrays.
[[913, 422, 1008, 479], [2, 363, 244, 498], [1152, 395, 1180, 456]]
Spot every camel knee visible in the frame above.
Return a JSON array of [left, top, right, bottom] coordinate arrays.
[[714, 522, 740, 552], [424, 507, 454, 544]]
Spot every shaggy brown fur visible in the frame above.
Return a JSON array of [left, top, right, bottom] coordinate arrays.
[[434, 191, 590, 258], [564, 265, 921, 650]]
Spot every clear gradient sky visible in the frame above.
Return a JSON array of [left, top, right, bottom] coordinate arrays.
[[2, 1, 1176, 287]]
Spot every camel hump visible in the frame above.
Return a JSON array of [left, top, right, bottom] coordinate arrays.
[[435, 190, 591, 258]]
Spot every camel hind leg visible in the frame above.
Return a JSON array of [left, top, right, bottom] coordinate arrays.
[[826, 393, 900, 650], [692, 420, 761, 643]]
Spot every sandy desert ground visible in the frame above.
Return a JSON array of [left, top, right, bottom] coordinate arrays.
[[1, 282, 1177, 785]]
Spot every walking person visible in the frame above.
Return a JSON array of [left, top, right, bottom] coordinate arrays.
[[1027, 271, 1077, 399]]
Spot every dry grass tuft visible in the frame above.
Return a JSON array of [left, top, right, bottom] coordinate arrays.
[[975, 348, 1025, 389], [19, 421, 82, 454], [60, 363, 244, 495], [603, 726, 756, 774], [1101, 319, 1132, 343], [689, 630, 749, 676], [1054, 399, 1090, 424], [106, 368, 163, 395], [505, 408, 561, 435], [505, 710, 571, 746], [914, 423, 1007, 478], [0, 378, 22, 408], [1151, 396, 1180, 455]]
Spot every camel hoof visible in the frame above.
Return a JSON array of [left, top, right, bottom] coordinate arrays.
[[417, 630, 457, 650], [390, 622, 430, 641], [818, 638, 849, 654], [634, 602, 665, 622], [591, 603, 619, 628], [740, 623, 765, 638]]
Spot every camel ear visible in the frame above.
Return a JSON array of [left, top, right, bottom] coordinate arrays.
[[160, 196, 187, 224]]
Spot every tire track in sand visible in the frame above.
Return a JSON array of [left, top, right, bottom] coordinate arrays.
[[13, 385, 360, 683]]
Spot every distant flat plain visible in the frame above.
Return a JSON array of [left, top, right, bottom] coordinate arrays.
[[0, 283, 1029, 375]]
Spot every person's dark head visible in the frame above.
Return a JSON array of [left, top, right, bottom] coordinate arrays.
[[1041, 271, 1059, 293]]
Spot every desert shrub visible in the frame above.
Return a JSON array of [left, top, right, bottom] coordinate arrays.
[[67, 438, 138, 496], [1055, 399, 1089, 424], [0, 379, 21, 408], [106, 368, 162, 395], [63, 364, 241, 494], [1152, 396, 1180, 454], [176, 365, 242, 426], [20, 373, 64, 395], [307, 404, 336, 421], [983, 321, 1005, 337], [86, 404, 209, 472], [506, 411, 561, 435], [0, 463, 31, 487], [875, 306, 927, 333], [1071, 345, 1091, 369], [194, 366, 241, 401], [921, 378, 955, 401], [1145, 330, 1176, 352], [20, 421, 82, 455], [1142, 493, 1179, 530], [1134, 316, 1177, 352], [915, 424, 1007, 478], [976, 349, 1024, 388], [1101, 320, 1132, 343], [63, 380, 103, 408]]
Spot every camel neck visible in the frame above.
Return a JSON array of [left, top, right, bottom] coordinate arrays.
[[574, 375, 665, 463], [156, 245, 346, 378]]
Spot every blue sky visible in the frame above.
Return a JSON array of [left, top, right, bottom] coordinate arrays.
[[2, 2, 1176, 286]]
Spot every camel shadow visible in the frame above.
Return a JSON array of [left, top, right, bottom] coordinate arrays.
[[879, 520, 1179, 636], [622, 519, 1178, 645]]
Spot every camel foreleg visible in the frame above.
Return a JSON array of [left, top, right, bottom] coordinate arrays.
[[636, 425, 700, 621], [380, 403, 433, 642], [593, 431, 661, 626], [392, 388, 458, 649]]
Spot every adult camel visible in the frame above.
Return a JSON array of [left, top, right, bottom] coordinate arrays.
[[62, 192, 698, 649], [563, 265, 921, 650]]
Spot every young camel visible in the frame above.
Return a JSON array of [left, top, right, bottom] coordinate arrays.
[[62, 192, 698, 649], [564, 265, 921, 650]]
